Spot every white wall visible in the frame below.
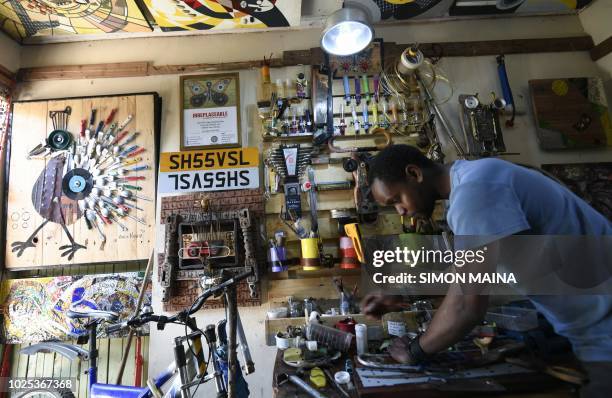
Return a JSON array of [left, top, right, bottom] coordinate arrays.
[[13, 13, 612, 397], [0, 33, 20, 72], [579, 0, 612, 92]]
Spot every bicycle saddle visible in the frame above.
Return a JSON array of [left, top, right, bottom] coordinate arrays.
[[66, 309, 119, 321]]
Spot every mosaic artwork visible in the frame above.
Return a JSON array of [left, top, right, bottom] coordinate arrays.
[[6, 95, 157, 269], [0, 272, 151, 343], [143, 0, 301, 32], [450, 0, 594, 16], [372, 0, 452, 20], [542, 162, 612, 221], [530, 77, 611, 150], [0, 0, 151, 41]]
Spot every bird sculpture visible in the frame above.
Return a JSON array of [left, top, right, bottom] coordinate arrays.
[[11, 106, 150, 260]]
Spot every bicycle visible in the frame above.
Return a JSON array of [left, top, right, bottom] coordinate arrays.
[[17, 270, 255, 398]]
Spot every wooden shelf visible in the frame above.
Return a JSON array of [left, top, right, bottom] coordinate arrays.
[[268, 264, 361, 281], [263, 134, 314, 142]]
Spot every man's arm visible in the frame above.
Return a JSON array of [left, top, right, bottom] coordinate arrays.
[[390, 240, 499, 362], [419, 285, 489, 354]]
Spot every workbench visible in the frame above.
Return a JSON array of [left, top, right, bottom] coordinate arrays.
[[271, 349, 578, 398]]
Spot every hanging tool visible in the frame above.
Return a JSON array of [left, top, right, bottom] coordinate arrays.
[[362, 74, 370, 104], [307, 167, 318, 235], [417, 73, 466, 158], [339, 103, 346, 136], [354, 76, 362, 106], [86, 109, 97, 139], [362, 101, 370, 133], [117, 114, 133, 132], [79, 119, 87, 143], [104, 108, 118, 129], [127, 147, 146, 158], [373, 74, 380, 103], [371, 99, 379, 128], [497, 55, 515, 127], [343, 75, 351, 105], [351, 101, 360, 135]]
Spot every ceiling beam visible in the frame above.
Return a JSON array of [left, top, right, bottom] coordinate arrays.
[[17, 36, 594, 82]]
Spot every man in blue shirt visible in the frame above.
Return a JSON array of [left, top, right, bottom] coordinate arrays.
[[362, 144, 612, 398]]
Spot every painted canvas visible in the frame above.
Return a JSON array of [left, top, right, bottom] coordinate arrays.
[[529, 77, 611, 150], [143, 0, 301, 32], [329, 41, 383, 77], [450, 0, 594, 16], [0, 272, 151, 343], [371, 0, 453, 20], [542, 163, 612, 221], [0, 0, 151, 41]]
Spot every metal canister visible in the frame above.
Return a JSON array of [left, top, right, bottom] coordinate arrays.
[[300, 237, 320, 271]]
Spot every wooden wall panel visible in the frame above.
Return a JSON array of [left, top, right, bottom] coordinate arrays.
[[5, 94, 158, 269]]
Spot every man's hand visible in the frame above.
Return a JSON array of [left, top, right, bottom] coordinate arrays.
[[360, 294, 404, 320], [389, 335, 414, 364]]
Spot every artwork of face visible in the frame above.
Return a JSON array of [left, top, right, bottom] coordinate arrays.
[[143, 0, 300, 32]]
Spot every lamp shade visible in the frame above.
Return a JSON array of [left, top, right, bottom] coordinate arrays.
[[321, 6, 374, 56]]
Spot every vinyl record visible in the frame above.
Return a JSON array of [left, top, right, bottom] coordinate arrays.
[[62, 168, 94, 200], [47, 129, 73, 151]]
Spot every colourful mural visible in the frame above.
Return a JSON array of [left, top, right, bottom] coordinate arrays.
[[0, 273, 151, 343], [373, 0, 452, 20], [143, 0, 301, 32], [0, 0, 151, 41]]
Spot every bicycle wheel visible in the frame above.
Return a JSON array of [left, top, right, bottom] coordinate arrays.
[[14, 388, 75, 398]]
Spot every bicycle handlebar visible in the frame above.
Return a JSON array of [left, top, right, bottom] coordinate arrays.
[[105, 269, 253, 334], [168, 269, 253, 322]]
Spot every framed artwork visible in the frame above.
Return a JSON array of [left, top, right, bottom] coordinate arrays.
[[329, 40, 383, 77], [529, 77, 611, 150], [142, 0, 302, 32], [450, 0, 593, 16], [542, 162, 612, 221], [0, 0, 151, 42], [180, 73, 241, 150], [0, 272, 151, 343], [5, 93, 158, 269], [373, 0, 452, 20]]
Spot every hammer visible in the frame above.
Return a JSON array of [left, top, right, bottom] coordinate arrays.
[[276, 373, 329, 398]]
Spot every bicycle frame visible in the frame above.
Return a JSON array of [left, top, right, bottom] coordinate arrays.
[[20, 269, 254, 398], [21, 319, 206, 398]]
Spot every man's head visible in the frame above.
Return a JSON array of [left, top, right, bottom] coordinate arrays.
[[368, 145, 443, 218]]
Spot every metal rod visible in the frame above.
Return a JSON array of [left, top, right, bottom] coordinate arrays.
[[226, 287, 238, 398], [416, 72, 466, 158], [115, 251, 154, 385]]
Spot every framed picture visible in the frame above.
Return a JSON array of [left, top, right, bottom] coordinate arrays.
[[180, 73, 241, 150], [6, 93, 158, 269]]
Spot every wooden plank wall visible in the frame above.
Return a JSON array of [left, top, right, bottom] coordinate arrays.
[[5, 261, 150, 395], [6, 94, 157, 269]]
